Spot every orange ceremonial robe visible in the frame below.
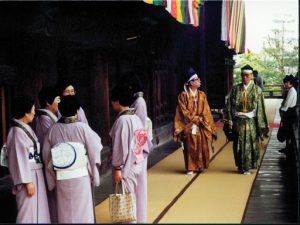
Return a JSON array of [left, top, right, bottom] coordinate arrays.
[[173, 90, 217, 171]]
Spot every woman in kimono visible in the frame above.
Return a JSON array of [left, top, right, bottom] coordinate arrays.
[[42, 95, 103, 223], [120, 72, 153, 140], [110, 84, 153, 223], [225, 65, 269, 175], [57, 79, 89, 124], [34, 87, 60, 223], [174, 67, 217, 175], [6, 95, 50, 223], [120, 72, 148, 127], [34, 87, 60, 146]]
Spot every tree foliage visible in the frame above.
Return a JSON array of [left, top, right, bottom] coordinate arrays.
[[233, 16, 298, 85]]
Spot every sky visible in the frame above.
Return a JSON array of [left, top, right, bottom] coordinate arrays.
[[244, 0, 299, 53]]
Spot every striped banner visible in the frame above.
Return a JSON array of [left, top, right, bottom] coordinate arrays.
[[144, 0, 203, 27], [221, 0, 246, 54]]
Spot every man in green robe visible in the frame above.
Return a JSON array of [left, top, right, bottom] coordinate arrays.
[[225, 65, 269, 175]]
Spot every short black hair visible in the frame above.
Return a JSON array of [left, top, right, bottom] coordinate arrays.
[[283, 74, 298, 87], [119, 71, 143, 93], [59, 95, 80, 117], [12, 95, 35, 119], [111, 84, 134, 106], [253, 70, 258, 75], [39, 87, 59, 108], [57, 78, 76, 95]]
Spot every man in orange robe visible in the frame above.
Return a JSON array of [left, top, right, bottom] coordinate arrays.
[[173, 67, 217, 175]]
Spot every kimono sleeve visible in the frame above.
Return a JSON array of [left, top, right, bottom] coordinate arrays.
[[110, 118, 130, 168], [78, 107, 89, 125], [200, 92, 217, 141], [7, 129, 32, 185], [177, 92, 194, 123], [42, 133, 56, 191], [225, 87, 235, 126], [84, 126, 103, 187], [256, 89, 269, 131], [36, 116, 53, 144], [40, 115, 53, 131]]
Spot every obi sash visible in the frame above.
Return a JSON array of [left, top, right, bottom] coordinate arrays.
[[234, 109, 256, 119], [51, 142, 88, 180]]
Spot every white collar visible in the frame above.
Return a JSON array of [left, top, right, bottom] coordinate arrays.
[[189, 88, 198, 97], [243, 81, 253, 90]]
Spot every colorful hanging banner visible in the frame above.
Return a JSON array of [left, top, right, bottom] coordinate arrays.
[[143, 0, 203, 27], [221, 0, 246, 54]]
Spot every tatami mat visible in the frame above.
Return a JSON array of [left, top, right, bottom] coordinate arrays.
[[158, 142, 262, 223]]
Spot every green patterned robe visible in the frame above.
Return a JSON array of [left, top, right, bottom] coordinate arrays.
[[226, 81, 268, 171]]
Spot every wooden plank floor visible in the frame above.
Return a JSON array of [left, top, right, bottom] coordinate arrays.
[[242, 127, 299, 224]]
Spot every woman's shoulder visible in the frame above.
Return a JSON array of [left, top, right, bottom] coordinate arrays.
[[7, 125, 29, 141]]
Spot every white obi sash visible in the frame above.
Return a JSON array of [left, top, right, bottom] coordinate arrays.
[[1, 143, 42, 167], [51, 142, 88, 180], [28, 143, 41, 163], [235, 109, 256, 119]]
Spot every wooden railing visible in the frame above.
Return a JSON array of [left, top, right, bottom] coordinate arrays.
[[263, 85, 283, 98]]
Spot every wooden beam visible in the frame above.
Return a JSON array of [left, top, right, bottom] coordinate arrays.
[[1, 87, 6, 144]]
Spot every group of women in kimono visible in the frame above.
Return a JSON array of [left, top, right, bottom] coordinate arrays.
[[6, 64, 271, 223], [5, 73, 152, 224]]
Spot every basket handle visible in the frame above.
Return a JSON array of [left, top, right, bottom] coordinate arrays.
[[115, 180, 125, 194]]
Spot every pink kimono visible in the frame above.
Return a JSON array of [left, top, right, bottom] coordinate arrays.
[[6, 119, 50, 223], [109, 109, 153, 223], [42, 120, 102, 223]]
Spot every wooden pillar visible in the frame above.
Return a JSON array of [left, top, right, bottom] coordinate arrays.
[[199, 2, 207, 93], [1, 87, 6, 144], [90, 52, 110, 145]]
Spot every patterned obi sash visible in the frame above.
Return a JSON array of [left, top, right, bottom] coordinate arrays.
[[51, 142, 88, 180]]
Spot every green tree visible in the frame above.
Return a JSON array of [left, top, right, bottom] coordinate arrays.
[[233, 15, 298, 85]]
